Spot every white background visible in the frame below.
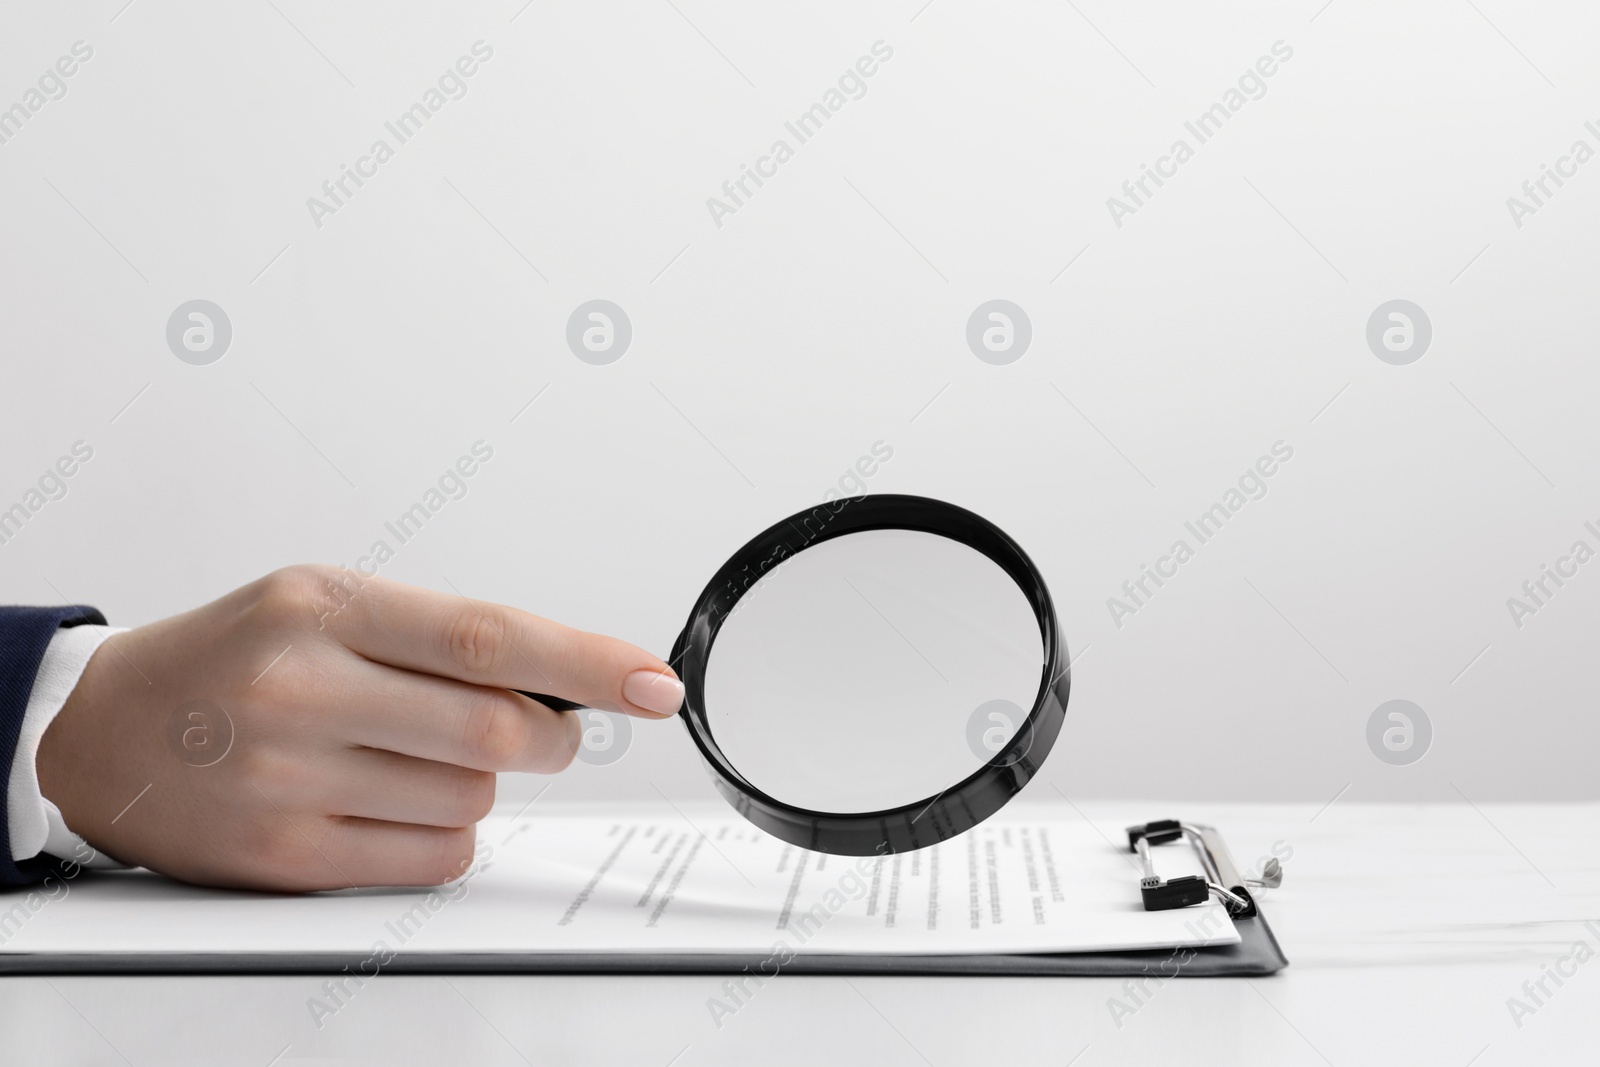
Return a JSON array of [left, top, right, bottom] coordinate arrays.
[[3, 0, 1597, 807]]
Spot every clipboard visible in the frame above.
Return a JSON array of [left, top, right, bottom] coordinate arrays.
[[0, 815, 1287, 977]]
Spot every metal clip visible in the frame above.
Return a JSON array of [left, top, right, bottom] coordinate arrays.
[[1244, 857, 1282, 890], [1127, 819, 1278, 916]]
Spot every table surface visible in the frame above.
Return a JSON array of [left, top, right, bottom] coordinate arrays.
[[4, 800, 1596, 1066]]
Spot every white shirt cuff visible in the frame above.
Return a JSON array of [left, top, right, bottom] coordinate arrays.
[[8, 623, 130, 867]]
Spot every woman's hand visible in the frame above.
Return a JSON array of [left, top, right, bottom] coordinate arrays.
[[35, 566, 683, 891]]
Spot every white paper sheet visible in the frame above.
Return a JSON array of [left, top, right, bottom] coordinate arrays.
[[0, 804, 1237, 957]]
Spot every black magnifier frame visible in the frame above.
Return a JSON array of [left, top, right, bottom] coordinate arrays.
[[667, 493, 1070, 856]]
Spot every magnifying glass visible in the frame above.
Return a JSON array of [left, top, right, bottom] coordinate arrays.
[[523, 494, 1069, 856]]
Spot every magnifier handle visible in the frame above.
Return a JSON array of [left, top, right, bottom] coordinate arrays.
[[512, 690, 586, 713]]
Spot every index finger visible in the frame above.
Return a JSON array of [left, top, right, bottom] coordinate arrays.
[[326, 575, 685, 718]]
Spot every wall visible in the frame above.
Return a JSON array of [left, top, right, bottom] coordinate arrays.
[[2, 1, 1595, 805]]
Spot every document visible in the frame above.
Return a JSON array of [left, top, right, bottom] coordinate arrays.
[[0, 803, 1237, 957]]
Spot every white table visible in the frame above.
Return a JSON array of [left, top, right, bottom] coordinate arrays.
[[3, 802, 1595, 1066]]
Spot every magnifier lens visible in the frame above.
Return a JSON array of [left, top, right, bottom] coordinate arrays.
[[703, 529, 1045, 815]]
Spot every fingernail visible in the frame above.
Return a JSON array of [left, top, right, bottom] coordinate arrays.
[[623, 669, 685, 716]]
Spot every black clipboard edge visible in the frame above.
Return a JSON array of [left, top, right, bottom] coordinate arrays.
[[0, 908, 1286, 977]]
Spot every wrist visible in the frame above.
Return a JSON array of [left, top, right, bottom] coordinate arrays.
[[35, 629, 130, 862]]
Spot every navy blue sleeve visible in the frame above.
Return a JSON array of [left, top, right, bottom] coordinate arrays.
[[0, 605, 107, 886]]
